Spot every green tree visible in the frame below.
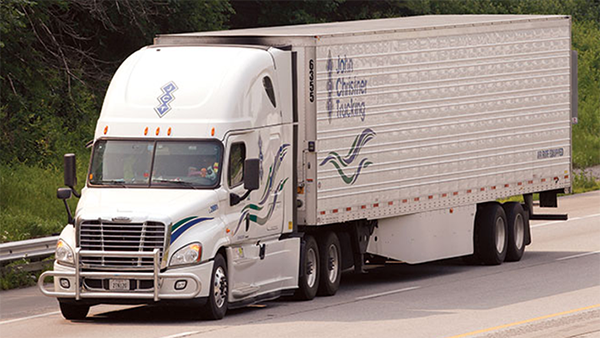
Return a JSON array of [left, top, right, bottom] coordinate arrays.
[[1, 0, 233, 167]]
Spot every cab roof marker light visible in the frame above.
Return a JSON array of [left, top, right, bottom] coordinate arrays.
[[168, 127, 172, 136], [103, 126, 108, 135], [211, 127, 215, 137], [144, 127, 148, 136], [156, 127, 160, 136]]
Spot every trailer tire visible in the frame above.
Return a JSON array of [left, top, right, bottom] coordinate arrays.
[[59, 301, 89, 320], [317, 232, 341, 296], [503, 202, 527, 262], [294, 235, 319, 300], [201, 254, 228, 320], [474, 203, 508, 265]]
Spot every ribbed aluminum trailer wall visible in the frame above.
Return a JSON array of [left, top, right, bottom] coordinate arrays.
[[312, 16, 573, 225]]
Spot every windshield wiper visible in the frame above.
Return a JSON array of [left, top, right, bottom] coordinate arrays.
[[98, 179, 127, 187], [152, 179, 197, 188]]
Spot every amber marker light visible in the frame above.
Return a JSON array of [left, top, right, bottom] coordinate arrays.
[[156, 127, 160, 136], [144, 127, 148, 136], [103, 126, 108, 135], [167, 127, 172, 136], [211, 127, 215, 136]]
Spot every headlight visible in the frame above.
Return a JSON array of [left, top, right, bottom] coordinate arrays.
[[56, 239, 74, 265], [169, 242, 202, 267]]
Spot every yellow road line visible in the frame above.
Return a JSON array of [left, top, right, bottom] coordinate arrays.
[[446, 303, 600, 338]]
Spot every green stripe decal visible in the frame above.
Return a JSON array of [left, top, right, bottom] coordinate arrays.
[[171, 216, 197, 232]]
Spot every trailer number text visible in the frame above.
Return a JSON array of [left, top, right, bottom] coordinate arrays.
[[537, 148, 564, 159]]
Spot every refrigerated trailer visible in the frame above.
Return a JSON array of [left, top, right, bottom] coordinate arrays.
[[39, 15, 576, 320]]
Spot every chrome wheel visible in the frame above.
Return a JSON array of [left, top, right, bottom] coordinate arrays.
[[326, 244, 339, 283], [495, 216, 506, 254], [306, 247, 317, 288], [514, 213, 525, 251], [213, 266, 227, 308]]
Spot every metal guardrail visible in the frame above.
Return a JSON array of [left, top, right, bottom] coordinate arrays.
[[0, 236, 58, 263]]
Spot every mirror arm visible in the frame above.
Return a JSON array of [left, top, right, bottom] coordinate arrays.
[[69, 186, 81, 198], [239, 190, 251, 201], [229, 190, 252, 207], [62, 199, 75, 225]]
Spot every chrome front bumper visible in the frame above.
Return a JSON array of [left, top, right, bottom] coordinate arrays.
[[38, 249, 203, 301]]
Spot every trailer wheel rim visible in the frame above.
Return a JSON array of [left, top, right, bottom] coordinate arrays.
[[306, 247, 317, 288], [495, 216, 506, 254], [213, 266, 227, 308], [327, 244, 339, 283], [514, 213, 524, 250]]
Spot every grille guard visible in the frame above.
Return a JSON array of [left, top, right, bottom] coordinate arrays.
[[38, 248, 201, 301]]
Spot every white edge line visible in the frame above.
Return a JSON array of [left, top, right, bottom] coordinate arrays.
[[355, 286, 420, 301], [556, 250, 600, 261], [0, 311, 61, 325], [531, 213, 600, 229], [158, 331, 202, 338]]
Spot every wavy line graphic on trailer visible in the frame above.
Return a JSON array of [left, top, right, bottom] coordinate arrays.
[[319, 128, 376, 185], [233, 144, 290, 236]]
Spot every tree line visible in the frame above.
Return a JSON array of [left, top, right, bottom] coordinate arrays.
[[1, 0, 599, 168]]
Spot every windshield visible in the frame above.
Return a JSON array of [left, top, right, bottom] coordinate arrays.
[[89, 140, 223, 188]]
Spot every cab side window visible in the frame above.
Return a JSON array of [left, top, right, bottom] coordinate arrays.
[[228, 142, 246, 187]]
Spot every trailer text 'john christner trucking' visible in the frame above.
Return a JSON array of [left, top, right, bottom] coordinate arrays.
[[39, 15, 576, 320]]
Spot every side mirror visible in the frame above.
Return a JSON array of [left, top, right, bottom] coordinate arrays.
[[57, 187, 74, 224], [244, 158, 260, 191], [64, 153, 77, 188], [57, 187, 72, 200], [230, 158, 260, 207]]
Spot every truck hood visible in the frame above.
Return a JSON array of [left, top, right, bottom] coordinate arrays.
[[75, 188, 220, 227]]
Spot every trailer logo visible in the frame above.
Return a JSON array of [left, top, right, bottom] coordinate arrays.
[[326, 51, 368, 123], [320, 128, 375, 184], [155, 81, 178, 118]]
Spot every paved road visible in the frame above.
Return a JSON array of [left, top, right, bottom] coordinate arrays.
[[1, 191, 599, 338]]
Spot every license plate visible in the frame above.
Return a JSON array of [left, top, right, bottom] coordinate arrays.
[[109, 279, 130, 291]]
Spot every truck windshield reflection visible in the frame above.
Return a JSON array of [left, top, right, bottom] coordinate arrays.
[[89, 140, 222, 188]]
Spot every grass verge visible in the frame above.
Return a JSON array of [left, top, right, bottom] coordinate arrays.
[[0, 161, 86, 243]]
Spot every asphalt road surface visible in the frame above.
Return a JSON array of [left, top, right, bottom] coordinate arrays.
[[1, 191, 599, 338]]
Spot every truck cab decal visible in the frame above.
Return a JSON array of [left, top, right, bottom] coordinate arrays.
[[233, 144, 290, 235], [155, 81, 178, 117], [171, 216, 213, 243]]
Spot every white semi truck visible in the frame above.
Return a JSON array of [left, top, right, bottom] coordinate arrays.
[[39, 15, 576, 320]]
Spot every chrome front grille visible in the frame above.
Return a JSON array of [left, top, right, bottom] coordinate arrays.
[[78, 220, 166, 270]]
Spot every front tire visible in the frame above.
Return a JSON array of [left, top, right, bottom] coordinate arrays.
[[294, 235, 319, 300], [59, 301, 89, 320], [474, 203, 508, 265], [317, 232, 341, 296], [201, 254, 228, 320], [503, 202, 527, 262]]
